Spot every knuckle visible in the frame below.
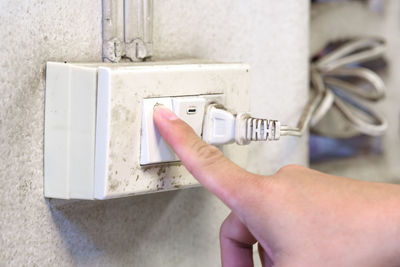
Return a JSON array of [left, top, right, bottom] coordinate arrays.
[[184, 140, 225, 175], [276, 164, 303, 175], [194, 143, 223, 164], [219, 217, 228, 238], [219, 213, 233, 239]]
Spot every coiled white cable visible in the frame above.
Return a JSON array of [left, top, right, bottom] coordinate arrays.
[[269, 37, 388, 138], [202, 37, 388, 146]]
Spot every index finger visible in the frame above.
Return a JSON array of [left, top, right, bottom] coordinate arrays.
[[153, 105, 262, 210]]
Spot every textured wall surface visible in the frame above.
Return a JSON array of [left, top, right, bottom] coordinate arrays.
[[310, 1, 400, 183], [0, 1, 309, 266]]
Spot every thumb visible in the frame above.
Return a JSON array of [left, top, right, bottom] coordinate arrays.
[[153, 105, 262, 209]]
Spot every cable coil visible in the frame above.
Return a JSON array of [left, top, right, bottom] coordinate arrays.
[[202, 38, 388, 146]]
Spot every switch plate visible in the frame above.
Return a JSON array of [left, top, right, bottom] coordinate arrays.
[[140, 94, 224, 166], [140, 97, 177, 165], [44, 60, 250, 200]]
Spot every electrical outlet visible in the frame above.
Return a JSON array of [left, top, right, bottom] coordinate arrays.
[[44, 60, 249, 200], [140, 94, 224, 166]]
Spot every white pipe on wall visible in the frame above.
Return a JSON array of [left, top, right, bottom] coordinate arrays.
[[102, 0, 153, 62]]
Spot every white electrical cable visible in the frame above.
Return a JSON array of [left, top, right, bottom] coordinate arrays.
[[277, 37, 387, 138], [202, 37, 388, 146]]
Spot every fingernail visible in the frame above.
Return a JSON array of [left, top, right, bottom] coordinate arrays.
[[153, 104, 179, 121]]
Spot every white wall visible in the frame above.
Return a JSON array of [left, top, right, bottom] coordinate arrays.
[[0, 1, 309, 266]]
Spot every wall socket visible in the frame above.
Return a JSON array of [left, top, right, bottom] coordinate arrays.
[[44, 60, 250, 200], [140, 94, 224, 166]]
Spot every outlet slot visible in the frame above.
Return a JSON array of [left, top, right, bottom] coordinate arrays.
[[187, 107, 197, 115]]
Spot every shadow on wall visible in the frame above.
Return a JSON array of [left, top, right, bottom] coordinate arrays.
[[46, 188, 214, 265]]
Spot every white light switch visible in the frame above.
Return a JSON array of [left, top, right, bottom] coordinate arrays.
[[140, 94, 224, 166], [140, 97, 179, 166]]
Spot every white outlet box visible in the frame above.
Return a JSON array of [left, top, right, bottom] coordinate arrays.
[[44, 60, 250, 200]]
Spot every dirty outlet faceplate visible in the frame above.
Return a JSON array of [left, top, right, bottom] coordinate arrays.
[[44, 60, 250, 200]]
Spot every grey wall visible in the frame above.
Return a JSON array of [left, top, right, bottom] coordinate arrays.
[[0, 1, 309, 266]]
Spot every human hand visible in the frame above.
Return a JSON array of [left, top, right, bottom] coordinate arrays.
[[153, 105, 400, 267]]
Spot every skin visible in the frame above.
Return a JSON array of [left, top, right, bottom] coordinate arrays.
[[153, 105, 400, 267]]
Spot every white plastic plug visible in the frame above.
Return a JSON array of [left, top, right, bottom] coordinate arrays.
[[202, 104, 281, 146], [202, 104, 236, 145]]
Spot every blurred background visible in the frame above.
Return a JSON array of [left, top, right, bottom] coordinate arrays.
[[310, 0, 400, 184]]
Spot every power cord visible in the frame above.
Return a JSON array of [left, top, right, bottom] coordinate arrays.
[[202, 37, 388, 146], [310, 37, 387, 137]]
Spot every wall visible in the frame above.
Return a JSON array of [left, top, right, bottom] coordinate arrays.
[[0, 1, 309, 266], [310, 0, 400, 183]]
